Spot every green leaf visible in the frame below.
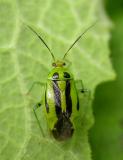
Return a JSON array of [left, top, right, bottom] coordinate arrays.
[[0, 0, 115, 160], [90, 0, 123, 160]]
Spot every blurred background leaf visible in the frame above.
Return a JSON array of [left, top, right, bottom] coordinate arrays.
[[90, 0, 123, 160], [0, 0, 115, 160]]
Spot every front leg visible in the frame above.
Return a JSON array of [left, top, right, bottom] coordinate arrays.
[[27, 81, 45, 95], [33, 102, 45, 137], [75, 80, 91, 99], [75, 80, 88, 93]]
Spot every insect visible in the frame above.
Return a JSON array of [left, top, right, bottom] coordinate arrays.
[[27, 22, 96, 141]]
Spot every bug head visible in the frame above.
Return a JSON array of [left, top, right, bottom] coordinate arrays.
[[52, 60, 66, 68]]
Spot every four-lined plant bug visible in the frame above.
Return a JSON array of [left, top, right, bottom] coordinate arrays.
[[26, 22, 96, 141]]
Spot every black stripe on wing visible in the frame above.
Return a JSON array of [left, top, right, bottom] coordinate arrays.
[[53, 80, 62, 118], [65, 80, 72, 117]]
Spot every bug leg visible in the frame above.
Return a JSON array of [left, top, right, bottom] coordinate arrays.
[[27, 81, 44, 95], [76, 80, 85, 92], [75, 80, 90, 94], [33, 102, 45, 137]]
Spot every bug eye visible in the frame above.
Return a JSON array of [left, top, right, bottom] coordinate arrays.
[[64, 72, 70, 78], [63, 62, 66, 66], [52, 72, 59, 79], [52, 63, 56, 67]]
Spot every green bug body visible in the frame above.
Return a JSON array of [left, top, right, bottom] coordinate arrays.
[[45, 63, 79, 140], [27, 22, 96, 140]]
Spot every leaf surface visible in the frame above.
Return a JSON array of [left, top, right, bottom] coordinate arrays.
[[0, 0, 115, 160]]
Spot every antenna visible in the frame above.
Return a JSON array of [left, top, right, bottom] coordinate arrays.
[[26, 24, 55, 61], [63, 21, 98, 60]]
